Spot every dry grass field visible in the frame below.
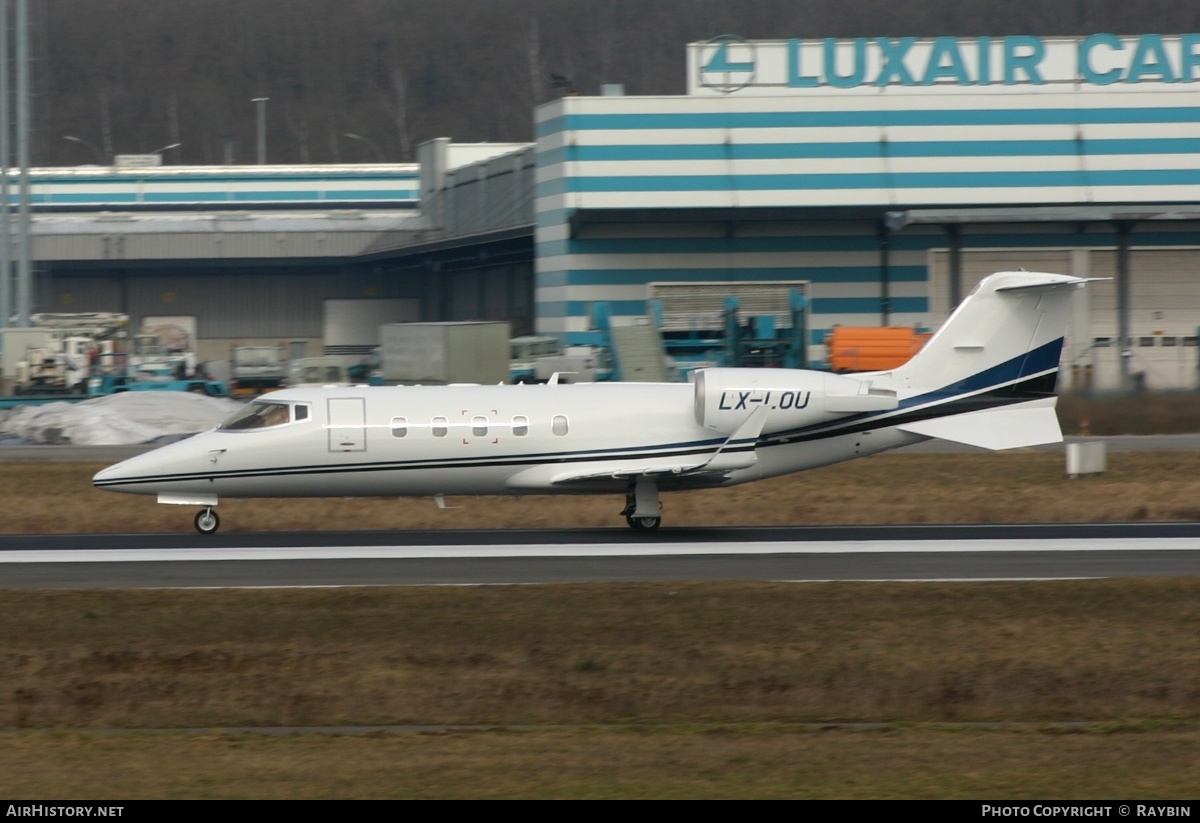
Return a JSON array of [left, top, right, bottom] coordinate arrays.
[[2, 582, 1200, 799], [0, 449, 1198, 533]]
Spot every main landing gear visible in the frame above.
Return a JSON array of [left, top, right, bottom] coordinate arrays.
[[626, 514, 661, 531], [195, 507, 220, 535], [621, 478, 662, 531]]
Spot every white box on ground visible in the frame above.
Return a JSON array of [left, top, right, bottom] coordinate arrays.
[[1066, 441, 1106, 478]]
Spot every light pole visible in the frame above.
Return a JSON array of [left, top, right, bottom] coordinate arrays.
[[63, 135, 106, 165], [217, 134, 235, 165], [14, 0, 30, 327], [344, 132, 385, 163], [0, 0, 9, 330], [252, 97, 268, 164], [150, 142, 181, 164]]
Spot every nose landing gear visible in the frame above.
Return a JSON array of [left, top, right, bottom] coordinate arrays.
[[194, 507, 220, 535]]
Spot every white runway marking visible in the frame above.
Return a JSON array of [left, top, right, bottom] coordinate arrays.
[[0, 537, 1193, 563]]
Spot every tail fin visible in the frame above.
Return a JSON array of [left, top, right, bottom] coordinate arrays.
[[892, 271, 1086, 392], [880, 271, 1088, 450]]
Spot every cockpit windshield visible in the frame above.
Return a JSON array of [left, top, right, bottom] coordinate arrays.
[[219, 401, 305, 431]]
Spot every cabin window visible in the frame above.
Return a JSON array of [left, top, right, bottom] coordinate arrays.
[[472, 416, 488, 437], [1161, 336, 1178, 347], [432, 416, 448, 437], [552, 414, 569, 436], [218, 401, 294, 430], [391, 416, 408, 437], [512, 415, 529, 437], [1139, 336, 1157, 347]]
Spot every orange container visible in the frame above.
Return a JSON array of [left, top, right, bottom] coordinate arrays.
[[825, 326, 932, 373]]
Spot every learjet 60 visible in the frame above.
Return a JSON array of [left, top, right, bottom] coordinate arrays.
[[94, 270, 1088, 533]]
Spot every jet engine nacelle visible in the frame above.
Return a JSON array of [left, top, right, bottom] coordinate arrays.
[[694, 368, 898, 435]]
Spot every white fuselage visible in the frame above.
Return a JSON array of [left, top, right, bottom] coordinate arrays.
[[91, 382, 923, 501]]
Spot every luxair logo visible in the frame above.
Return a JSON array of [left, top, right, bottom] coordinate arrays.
[[700, 34, 756, 93], [688, 35, 1200, 94]]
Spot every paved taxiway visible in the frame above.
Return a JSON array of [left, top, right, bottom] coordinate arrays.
[[4, 439, 1200, 588], [3, 524, 1200, 588]]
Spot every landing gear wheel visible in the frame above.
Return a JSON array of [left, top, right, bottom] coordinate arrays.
[[195, 508, 220, 535], [625, 515, 661, 531]]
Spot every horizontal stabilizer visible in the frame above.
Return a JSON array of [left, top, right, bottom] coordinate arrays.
[[894, 401, 1062, 451], [994, 276, 1106, 293]]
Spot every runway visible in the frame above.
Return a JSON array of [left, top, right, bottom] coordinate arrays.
[[5, 441, 1200, 589], [4, 523, 1200, 588]]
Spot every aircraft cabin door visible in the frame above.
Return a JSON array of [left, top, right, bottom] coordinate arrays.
[[327, 397, 367, 452]]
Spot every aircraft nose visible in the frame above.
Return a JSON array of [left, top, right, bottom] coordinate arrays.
[[93, 450, 157, 489]]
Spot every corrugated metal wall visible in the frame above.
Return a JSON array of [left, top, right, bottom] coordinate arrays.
[[36, 227, 395, 261], [444, 148, 534, 236], [43, 267, 427, 338], [41, 258, 535, 345], [930, 242, 1200, 390]]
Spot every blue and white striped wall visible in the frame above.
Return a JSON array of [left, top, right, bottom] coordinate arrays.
[[18, 164, 420, 209], [534, 86, 1200, 347]]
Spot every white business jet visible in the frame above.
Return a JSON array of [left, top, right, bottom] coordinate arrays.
[[94, 271, 1088, 534]]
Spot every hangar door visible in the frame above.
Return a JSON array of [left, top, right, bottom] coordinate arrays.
[[929, 248, 1200, 391]]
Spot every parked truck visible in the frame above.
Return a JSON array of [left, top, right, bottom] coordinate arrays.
[[14, 347, 90, 394], [285, 356, 357, 387], [87, 352, 232, 397], [230, 345, 287, 394], [1, 312, 128, 398], [378, 321, 511, 385], [509, 335, 562, 382]]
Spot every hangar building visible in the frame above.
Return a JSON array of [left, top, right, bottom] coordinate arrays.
[[10, 33, 1200, 392], [17, 146, 534, 366], [534, 34, 1200, 391]]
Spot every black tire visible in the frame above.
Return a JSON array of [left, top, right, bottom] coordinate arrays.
[[625, 515, 661, 531], [194, 508, 220, 535]]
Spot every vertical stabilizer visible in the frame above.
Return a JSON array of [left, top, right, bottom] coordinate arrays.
[[889, 271, 1086, 393]]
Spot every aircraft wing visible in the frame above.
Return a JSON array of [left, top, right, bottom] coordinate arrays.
[[506, 459, 722, 490]]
